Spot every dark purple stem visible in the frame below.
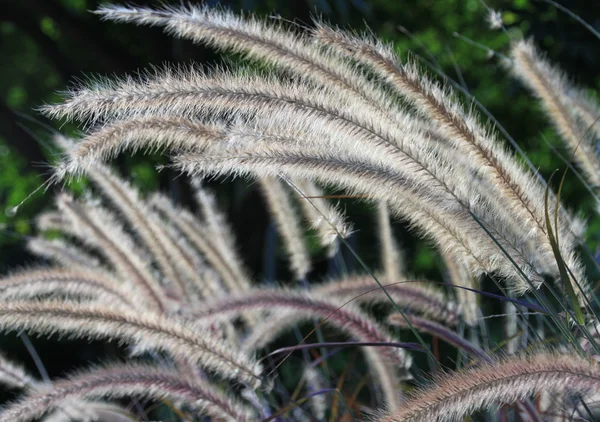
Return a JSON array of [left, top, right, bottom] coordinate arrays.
[[268, 341, 424, 357]]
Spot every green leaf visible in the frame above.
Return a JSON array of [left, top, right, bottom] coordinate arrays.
[[544, 173, 585, 325]]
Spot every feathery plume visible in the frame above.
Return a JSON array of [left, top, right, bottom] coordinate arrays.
[[157, 220, 218, 302], [192, 181, 251, 291], [505, 301, 520, 355], [258, 177, 311, 280], [35, 211, 73, 234], [0, 300, 262, 388], [302, 366, 328, 420], [439, 250, 479, 326], [55, 194, 167, 311], [510, 39, 600, 187], [0, 353, 38, 390], [150, 192, 243, 296], [0, 354, 133, 422], [26, 238, 103, 270], [0, 363, 256, 422], [84, 164, 194, 301], [0, 268, 134, 307], [292, 178, 353, 256], [566, 90, 600, 142], [314, 25, 587, 293], [375, 353, 600, 422], [55, 117, 223, 178], [41, 402, 135, 422], [92, 3, 410, 127], [377, 202, 405, 281]]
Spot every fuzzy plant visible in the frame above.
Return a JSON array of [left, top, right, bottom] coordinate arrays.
[[2, 3, 600, 422]]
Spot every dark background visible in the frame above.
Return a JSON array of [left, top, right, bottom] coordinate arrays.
[[1, 0, 600, 403]]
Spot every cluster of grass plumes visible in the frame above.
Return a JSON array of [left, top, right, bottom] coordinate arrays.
[[2, 2, 600, 421]]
